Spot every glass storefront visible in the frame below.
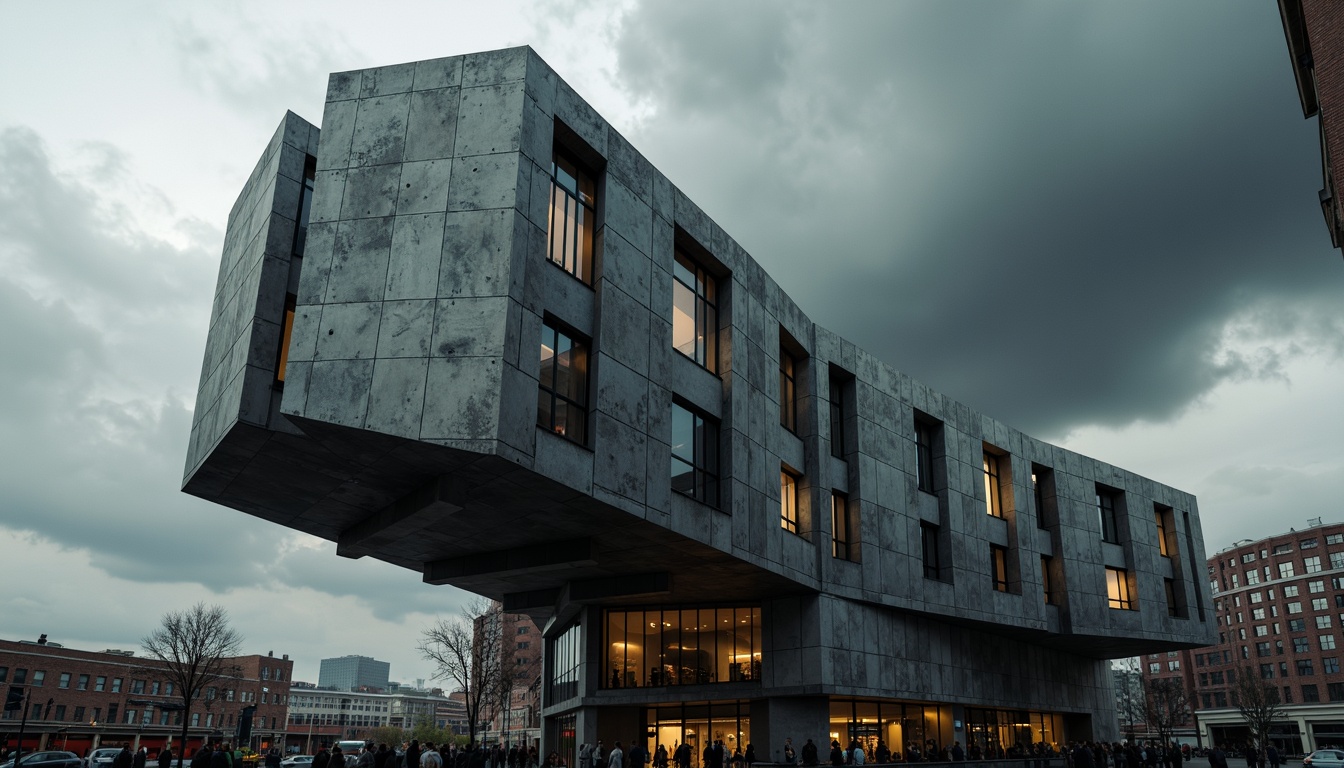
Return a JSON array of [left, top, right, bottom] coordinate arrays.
[[551, 713, 577, 768], [645, 701, 751, 767], [605, 607, 762, 689], [828, 700, 952, 760], [963, 708, 1063, 755]]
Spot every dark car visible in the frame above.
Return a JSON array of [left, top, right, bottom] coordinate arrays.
[[1, 751, 84, 768]]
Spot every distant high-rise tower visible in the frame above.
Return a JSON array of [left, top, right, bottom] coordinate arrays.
[[319, 655, 391, 691]]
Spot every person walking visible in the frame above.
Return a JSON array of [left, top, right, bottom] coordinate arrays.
[[801, 740, 818, 768], [1266, 745, 1280, 768], [782, 740, 796, 767], [608, 743, 624, 768], [267, 750, 282, 768]]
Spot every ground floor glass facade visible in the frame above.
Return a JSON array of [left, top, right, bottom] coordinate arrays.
[[644, 701, 750, 767]]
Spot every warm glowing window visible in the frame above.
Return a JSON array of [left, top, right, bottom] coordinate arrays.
[[1155, 505, 1174, 557], [831, 491, 852, 560], [983, 451, 1003, 518], [537, 320, 589, 445], [547, 151, 596, 284], [275, 294, 297, 384], [602, 606, 761, 689], [991, 546, 1009, 592], [672, 249, 717, 370], [779, 348, 798, 433], [1107, 567, 1134, 610], [671, 402, 719, 507], [780, 469, 800, 534]]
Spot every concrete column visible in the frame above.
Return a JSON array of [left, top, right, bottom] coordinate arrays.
[[753, 697, 829, 765]]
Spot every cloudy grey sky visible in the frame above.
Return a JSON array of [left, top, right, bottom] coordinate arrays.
[[1, 1, 1340, 683]]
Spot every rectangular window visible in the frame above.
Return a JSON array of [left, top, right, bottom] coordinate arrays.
[[921, 522, 942, 580], [58, 673, 70, 689], [73, 706, 84, 722], [1326, 657, 1340, 674], [1106, 567, 1133, 610], [131, 680, 144, 694], [671, 401, 719, 507], [275, 293, 297, 385], [672, 249, 717, 371], [1097, 487, 1120, 543], [779, 347, 798, 433], [1032, 465, 1053, 530], [1291, 619, 1307, 632], [1299, 659, 1316, 676], [1312, 580, 1326, 593], [1323, 635, 1337, 650], [828, 371, 848, 459], [77, 674, 88, 691], [780, 468, 800, 535], [1286, 585, 1300, 597], [831, 491, 853, 561], [1306, 556, 1323, 574], [1155, 504, 1173, 557], [547, 150, 595, 284], [54, 704, 66, 721], [1257, 642, 1271, 656], [537, 320, 589, 445], [1042, 555, 1055, 605], [1247, 569, 1261, 585], [107, 704, 118, 723], [1165, 578, 1180, 617], [32, 671, 44, 687], [1319, 615, 1334, 629], [1261, 663, 1275, 679], [1280, 562, 1296, 578], [602, 606, 761, 688], [110, 678, 121, 693], [915, 416, 936, 493], [1303, 538, 1319, 549], [983, 450, 1003, 518], [95, 676, 105, 692], [1315, 598, 1329, 611], [1289, 601, 1303, 614], [991, 545, 1009, 592], [1294, 637, 1310, 653], [1331, 683, 1344, 702]]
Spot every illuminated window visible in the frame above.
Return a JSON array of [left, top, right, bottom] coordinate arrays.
[[602, 606, 761, 688], [1106, 567, 1133, 610], [1155, 504, 1173, 557], [547, 150, 596, 284], [991, 546, 1009, 592], [780, 468, 800, 534], [671, 401, 719, 507], [779, 347, 798, 433], [831, 491, 853, 560], [537, 320, 589, 445], [983, 451, 1003, 518], [1097, 487, 1120, 543], [672, 249, 717, 370]]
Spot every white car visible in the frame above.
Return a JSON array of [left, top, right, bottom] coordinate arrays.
[[281, 757, 313, 768], [86, 750, 121, 768]]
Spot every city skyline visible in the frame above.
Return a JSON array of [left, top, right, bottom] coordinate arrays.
[[0, 1, 1340, 687]]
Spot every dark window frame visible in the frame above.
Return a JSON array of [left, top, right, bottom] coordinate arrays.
[[1098, 487, 1120, 543], [991, 545, 1009, 592], [832, 490, 852, 561], [671, 400, 720, 508], [921, 522, 942, 580], [672, 248, 718, 372], [915, 417, 936, 493], [547, 150, 597, 285], [537, 318, 590, 446], [779, 348, 798, 433], [780, 468, 800, 535]]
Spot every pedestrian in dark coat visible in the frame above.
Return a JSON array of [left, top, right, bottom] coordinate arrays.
[[115, 746, 134, 768], [314, 747, 331, 768], [159, 748, 175, 768], [829, 742, 843, 767], [211, 746, 231, 768], [406, 743, 421, 768]]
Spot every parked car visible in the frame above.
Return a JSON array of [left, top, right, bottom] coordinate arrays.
[[1, 751, 83, 768], [85, 749, 121, 768], [280, 757, 313, 768], [1304, 751, 1344, 768]]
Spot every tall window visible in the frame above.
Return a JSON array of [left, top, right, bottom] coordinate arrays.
[[780, 469, 800, 534], [672, 249, 717, 370], [832, 491, 852, 560], [671, 402, 719, 507], [547, 151, 596, 284], [1097, 487, 1120, 543], [1155, 504, 1174, 557], [537, 320, 589, 445], [1165, 578, 1180, 617], [829, 371, 848, 459], [1106, 567, 1133, 610], [991, 546, 1009, 592], [921, 522, 942, 580], [983, 451, 1003, 518], [915, 418, 935, 493], [1042, 556, 1055, 605], [779, 348, 798, 433]]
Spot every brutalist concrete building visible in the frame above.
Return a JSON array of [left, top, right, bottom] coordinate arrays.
[[183, 46, 1216, 764]]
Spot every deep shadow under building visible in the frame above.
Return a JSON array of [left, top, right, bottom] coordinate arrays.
[[182, 46, 1217, 763]]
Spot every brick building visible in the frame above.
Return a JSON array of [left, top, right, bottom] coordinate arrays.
[[1279, 0, 1344, 252], [0, 637, 292, 758], [1141, 521, 1344, 753], [474, 607, 541, 747]]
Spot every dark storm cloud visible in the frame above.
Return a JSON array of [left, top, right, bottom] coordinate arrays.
[[614, 1, 1343, 438]]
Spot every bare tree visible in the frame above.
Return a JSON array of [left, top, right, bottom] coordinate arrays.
[[419, 599, 502, 748], [1233, 666, 1285, 754], [141, 603, 243, 754], [1115, 658, 1145, 742], [1143, 676, 1193, 747]]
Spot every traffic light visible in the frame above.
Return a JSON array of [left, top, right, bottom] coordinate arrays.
[[4, 686, 24, 711]]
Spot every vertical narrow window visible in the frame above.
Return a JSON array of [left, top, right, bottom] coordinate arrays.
[[921, 522, 942, 580], [292, 154, 316, 256], [671, 401, 719, 507], [779, 348, 797, 433], [672, 249, 717, 370], [1165, 578, 1180, 617], [1042, 556, 1055, 605], [547, 151, 596, 284], [915, 417, 936, 493], [537, 320, 590, 445], [780, 469, 799, 534], [1097, 486, 1120, 543], [983, 451, 1002, 518], [831, 491, 851, 560], [274, 293, 297, 385], [1155, 504, 1173, 557], [829, 371, 847, 459], [1032, 464, 1053, 530], [1107, 567, 1134, 610], [991, 545, 1009, 592]]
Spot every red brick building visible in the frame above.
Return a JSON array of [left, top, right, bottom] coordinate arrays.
[[1280, 0, 1344, 251], [0, 637, 292, 758], [1140, 522, 1344, 754], [473, 607, 541, 747]]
